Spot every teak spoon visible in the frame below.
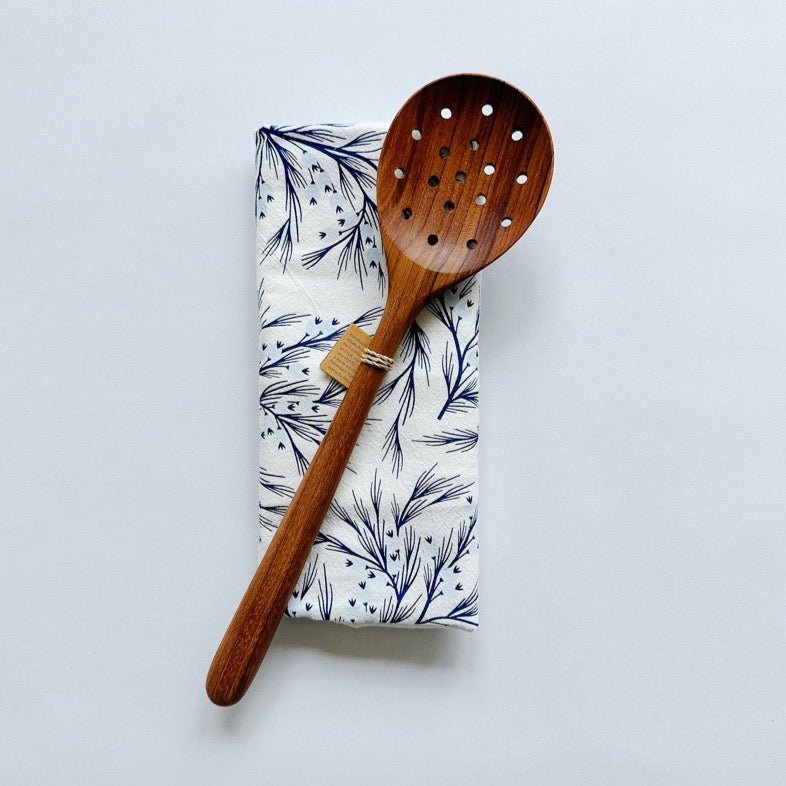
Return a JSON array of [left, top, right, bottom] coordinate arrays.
[[207, 74, 554, 705]]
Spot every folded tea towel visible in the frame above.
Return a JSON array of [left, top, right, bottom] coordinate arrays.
[[256, 124, 480, 628]]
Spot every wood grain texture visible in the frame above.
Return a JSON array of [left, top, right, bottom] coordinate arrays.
[[206, 74, 554, 706]]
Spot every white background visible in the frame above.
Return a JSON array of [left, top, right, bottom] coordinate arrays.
[[2, 1, 785, 783]]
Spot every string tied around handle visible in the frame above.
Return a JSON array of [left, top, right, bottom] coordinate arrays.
[[360, 347, 394, 371]]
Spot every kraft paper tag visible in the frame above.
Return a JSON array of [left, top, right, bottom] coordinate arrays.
[[320, 324, 372, 387]]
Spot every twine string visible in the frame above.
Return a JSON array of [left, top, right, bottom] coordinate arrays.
[[360, 347, 394, 371]]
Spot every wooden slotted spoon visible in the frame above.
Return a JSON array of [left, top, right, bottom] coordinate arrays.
[[207, 74, 554, 705]]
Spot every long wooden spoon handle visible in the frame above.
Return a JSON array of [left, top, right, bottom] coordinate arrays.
[[206, 304, 414, 706]]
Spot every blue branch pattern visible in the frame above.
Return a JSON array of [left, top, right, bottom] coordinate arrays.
[[257, 126, 384, 290], [427, 283, 480, 419], [311, 474, 477, 626]]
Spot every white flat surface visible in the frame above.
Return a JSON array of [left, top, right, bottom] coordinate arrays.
[[1, 2, 785, 783]]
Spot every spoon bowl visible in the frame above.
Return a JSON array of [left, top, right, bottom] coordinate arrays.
[[378, 74, 553, 290]]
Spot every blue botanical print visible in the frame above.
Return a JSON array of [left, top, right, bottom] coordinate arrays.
[[376, 322, 431, 477], [258, 294, 383, 474], [416, 427, 479, 453], [256, 126, 384, 291], [257, 122, 481, 629], [427, 284, 481, 419]]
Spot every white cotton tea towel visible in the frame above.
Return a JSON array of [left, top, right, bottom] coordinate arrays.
[[256, 124, 480, 628]]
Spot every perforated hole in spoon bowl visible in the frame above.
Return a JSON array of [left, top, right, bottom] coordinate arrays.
[[377, 74, 554, 279]]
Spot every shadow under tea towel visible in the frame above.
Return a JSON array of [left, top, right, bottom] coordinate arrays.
[[256, 124, 480, 628]]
